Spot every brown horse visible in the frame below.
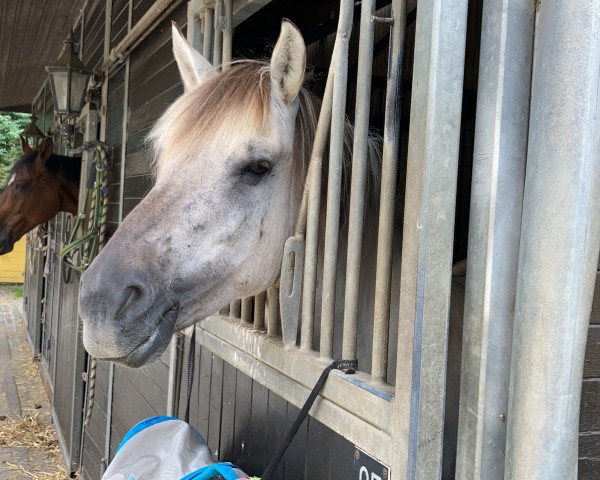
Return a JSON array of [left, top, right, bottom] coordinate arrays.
[[0, 137, 81, 254]]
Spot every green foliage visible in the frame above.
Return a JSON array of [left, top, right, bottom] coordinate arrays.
[[0, 112, 30, 185]]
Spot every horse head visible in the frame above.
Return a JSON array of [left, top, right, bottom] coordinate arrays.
[[79, 21, 313, 366], [0, 137, 80, 254]]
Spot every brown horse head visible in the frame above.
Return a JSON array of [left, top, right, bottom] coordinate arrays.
[[0, 137, 81, 254]]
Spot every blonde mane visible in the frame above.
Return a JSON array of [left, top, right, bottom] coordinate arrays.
[[148, 59, 381, 213]]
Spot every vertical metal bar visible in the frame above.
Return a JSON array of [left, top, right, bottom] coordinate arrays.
[[300, 62, 336, 352], [455, 0, 534, 478], [229, 299, 241, 318], [99, 1, 113, 472], [222, 0, 233, 68], [253, 292, 266, 331], [241, 297, 253, 325], [505, 1, 600, 478], [203, 8, 214, 61], [392, 0, 468, 477], [371, 0, 406, 383], [319, 0, 355, 360], [267, 286, 280, 335], [187, 0, 203, 51], [213, 0, 223, 68], [342, 0, 376, 361]]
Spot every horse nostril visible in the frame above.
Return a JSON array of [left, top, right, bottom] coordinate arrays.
[[122, 286, 142, 311]]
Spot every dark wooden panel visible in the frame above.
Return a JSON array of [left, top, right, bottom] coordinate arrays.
[[591, 273, 600, 325], [111, 0, 129, 49], [219, 362, 237, 461], [197, 345, 213, 438], [123, 174, 153, 199], [245, 380, 268, 476], [82, 0, 105, 71], [232, 370, 252, 466], [128, 62, 182, 114], [265, 390, 287, 478], [304, 417, 335, 479], [284, 403, 307, 479], [580, 433, 600, 480], [132, 0, 157, 25], [584, 326, 600, 378], [580, 379, 600, 432], [127, 84, 181, 133], [208, 356, 224, 454]]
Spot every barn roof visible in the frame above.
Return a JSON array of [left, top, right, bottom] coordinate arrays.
[[0, 0, 86, 112]]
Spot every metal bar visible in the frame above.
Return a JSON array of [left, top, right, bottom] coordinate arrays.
[[118, 59, 130, 224], [213, 0, 223, 68], [222, 0, 233, 68], [202, 8, 214, 61], [102, 362, 114, 472], [319, 0, 355, 360], [229, 299, 241, 318], [253, 292, 266, 331], [342, 0, 376, 361], [455, 1, 534, 478], [299, 61, 336, 351], [505, 1, 600, 478], [100, 2, 114, 472], [166, 332, 185, 416], [371, 0, 406, 383], [392, 0, 468, 477], [267, 286, 280, 335], [241, 297, 253, 325], [187, 0, 203, 51]]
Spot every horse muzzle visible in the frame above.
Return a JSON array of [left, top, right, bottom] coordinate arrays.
[[79, 253, 180, 367]]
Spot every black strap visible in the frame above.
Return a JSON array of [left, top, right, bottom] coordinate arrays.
[[261, 359, 358, 480], [184, 328, 197, 424]]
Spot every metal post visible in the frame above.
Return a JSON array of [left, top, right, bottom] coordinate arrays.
[[253, 292, 266, 331], [392, 0, 468, 478], [300, 62, 336, 352], [213, 0, 223, 68], [202, 8, 214, 62], [222, 0, 233, 68], [371, 0, 406, 382], [455, 1, 534, 478], [505, 1, 600, 478], [341, 0, 375, 361], [267, 286, 280, 335], [241, 297, 253, 325], [319, 0, 355, 359]]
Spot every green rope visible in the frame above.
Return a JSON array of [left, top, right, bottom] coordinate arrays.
[[61, 145, 109, 273]]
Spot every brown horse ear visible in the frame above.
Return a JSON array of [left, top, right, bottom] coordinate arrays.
[[37, 137, 54, 165], [20, 136, 33, 154]]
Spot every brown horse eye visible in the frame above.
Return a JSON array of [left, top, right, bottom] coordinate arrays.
[[13, 182, 27, 192]]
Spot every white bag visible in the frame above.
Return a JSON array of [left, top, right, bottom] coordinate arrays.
[[102, 416, 251, 480]]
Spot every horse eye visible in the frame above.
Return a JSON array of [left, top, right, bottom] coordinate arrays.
[[13, 182, 27, 192], [241, 160, 272, 176], [240, 160, 272, 186]]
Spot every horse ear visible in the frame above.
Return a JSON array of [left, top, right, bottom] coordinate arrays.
[[172, 22, 213, 92], [37, 137, 53, 164], [270, 20, 306, 105], [20, 136, 33, 154]]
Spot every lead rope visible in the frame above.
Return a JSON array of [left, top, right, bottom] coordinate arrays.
[[74, 144, 110, 428], [261, 359, 357, 480], [183, 350, 357, 479]]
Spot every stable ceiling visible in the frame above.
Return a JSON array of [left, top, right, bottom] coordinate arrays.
[[0, 0, 86, 112]]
